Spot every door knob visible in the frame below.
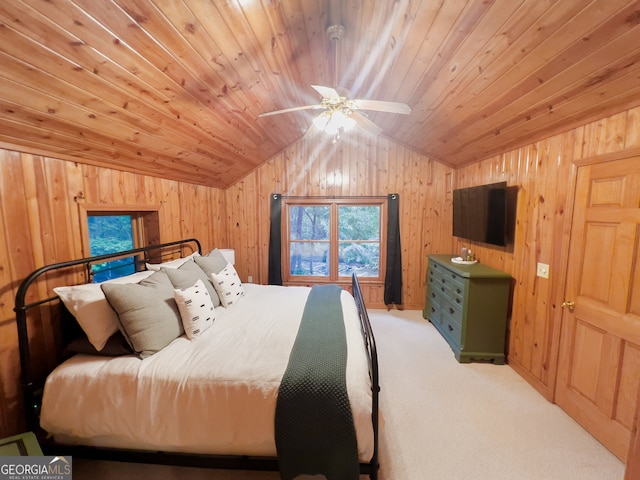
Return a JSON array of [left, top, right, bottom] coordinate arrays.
[[562, 300, 575, 311]]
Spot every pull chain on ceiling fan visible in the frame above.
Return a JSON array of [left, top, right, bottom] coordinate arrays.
[[258, 24, 411, 140]]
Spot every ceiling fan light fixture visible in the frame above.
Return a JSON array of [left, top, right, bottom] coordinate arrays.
[[334, 110, 357, 131], [312, 111, 332, 132], [312, 110, 356, 135]]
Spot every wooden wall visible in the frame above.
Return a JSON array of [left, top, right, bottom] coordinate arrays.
[[225, 129, 455, 309], [453, 105, 640, 401], [0, 149, 227, 437]]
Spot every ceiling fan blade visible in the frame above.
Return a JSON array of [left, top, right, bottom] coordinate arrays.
[[352, 111, 383, 135], [352, 99, 412, 115], [258, 104, 323, 117], [311, 85, 341, 100]]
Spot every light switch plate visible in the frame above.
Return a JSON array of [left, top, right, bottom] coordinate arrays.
[[537, 262, 549, 279]]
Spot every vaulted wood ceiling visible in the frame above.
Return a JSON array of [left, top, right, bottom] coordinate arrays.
[[1, 0, 639, 188]]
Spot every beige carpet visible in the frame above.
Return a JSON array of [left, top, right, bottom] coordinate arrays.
[[73, 309, 625, 480]]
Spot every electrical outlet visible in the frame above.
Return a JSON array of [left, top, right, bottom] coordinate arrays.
[[536, 262, 549, 279], [247, 275, 253, 283]]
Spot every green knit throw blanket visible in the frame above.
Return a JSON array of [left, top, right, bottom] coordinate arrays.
[[275, 284, 359, 480]]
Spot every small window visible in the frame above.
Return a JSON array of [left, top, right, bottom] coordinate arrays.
[[284, 198, 386, 283], [87, 214, 138, 282]]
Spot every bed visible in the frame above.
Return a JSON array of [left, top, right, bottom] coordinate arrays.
[[14, 238, 380, 479]]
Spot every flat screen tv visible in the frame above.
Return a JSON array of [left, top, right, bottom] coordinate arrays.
[[453, 181, 510, 247]]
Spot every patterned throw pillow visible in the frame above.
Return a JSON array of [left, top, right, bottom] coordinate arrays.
[[210, 263, 245, 308], [173, 279, 216, 338]]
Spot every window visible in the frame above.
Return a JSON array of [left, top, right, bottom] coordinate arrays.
[[284, 198, 386, 283], [87, 213, 140, 282], [79, 203, 161, 282]]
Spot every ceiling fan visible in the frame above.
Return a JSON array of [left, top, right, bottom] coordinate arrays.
[[258, 25, 411, 139]]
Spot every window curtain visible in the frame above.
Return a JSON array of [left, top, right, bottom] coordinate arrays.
[[384, 193, 402, 305], [268, 193, 283, 285]]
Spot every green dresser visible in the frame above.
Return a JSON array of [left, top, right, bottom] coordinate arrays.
[[423, 254, 511, 364]]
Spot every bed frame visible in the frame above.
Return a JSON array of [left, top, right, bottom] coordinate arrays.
[[14, 238, 380, 479]]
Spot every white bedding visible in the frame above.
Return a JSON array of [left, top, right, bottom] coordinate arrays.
[[41, 283, 374, 461]]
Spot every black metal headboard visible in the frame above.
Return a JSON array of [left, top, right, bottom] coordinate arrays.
[[13, 238, 202, 431]]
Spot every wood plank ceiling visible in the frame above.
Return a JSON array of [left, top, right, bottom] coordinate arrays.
[[0, 0, 639, 188]]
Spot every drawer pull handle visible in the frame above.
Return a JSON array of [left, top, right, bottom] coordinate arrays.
[[456, 289, 462, 294], [431, 292, 435, 298], [431, 307, 435, 313], [448, 324, 453, 331], [441, 287, 445, 292], [441, 278, 446, 283], [449, 308, 454, 314], [456, 298, 461, 304]]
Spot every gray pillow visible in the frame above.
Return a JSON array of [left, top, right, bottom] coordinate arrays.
[[163, 259, 221, 307], [101, 270, 183, 359], [194, 249, 229, 279]]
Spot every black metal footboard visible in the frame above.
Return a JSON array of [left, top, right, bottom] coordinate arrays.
[[352, 274, 380, 480]]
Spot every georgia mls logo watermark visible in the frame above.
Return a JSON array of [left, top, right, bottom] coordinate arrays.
[[0, 456, 72, 480]]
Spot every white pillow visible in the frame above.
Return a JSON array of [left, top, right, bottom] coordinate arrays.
[[53, 270, 154, 351], [173, 279, 215, 339], [210, 263, 245, 308], [145, 252, 200, 271]]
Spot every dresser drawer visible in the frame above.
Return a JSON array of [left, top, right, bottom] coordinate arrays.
[[426, 289, 442, 325], [441, 307, 462, 346], [442, 297, 463, 326], [441, 268, 465, 290], [434, 279, 464, 309]]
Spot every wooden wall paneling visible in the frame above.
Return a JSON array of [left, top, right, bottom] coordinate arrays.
[[206, 189, 218, 251], [136, 171, 150, 206], [62, 161, 85, 260], [29, 156, 67, 369], [178, 183, 196, 241], [195, 185, 220, 251], [627, 108, 640, 148], [159, 179, 180, 243], [0, 148, 227, 436], [402, 152, 418, 307], [532, 136, 562, 385], [582, 111, 630, 158], [348, 136, 358, 196], [235, 174, 257, 281], [202, 188, 218, 251], [245, 175, 260, 281], [224, 132, 454, 309], [376, 138, 390, 194], [0, 150, 31, 437]]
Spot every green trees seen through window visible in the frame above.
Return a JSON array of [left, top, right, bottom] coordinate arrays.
[[88, 215, 135, 282], [288, 202, 382, 279]]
